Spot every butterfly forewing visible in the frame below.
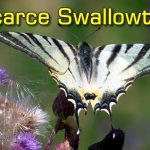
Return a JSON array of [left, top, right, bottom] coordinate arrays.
[[94, 44, 150, 79], [0, 32, 77, 74]]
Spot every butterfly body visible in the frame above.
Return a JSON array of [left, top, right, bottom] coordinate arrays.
[[78, 42, 93, 81], [0, 32, 150, 115]]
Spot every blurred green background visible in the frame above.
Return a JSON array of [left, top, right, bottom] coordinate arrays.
[[0, 0, 150, 149]]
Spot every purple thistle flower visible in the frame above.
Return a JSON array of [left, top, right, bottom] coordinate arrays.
[[0, 68, 10, 85], [11, 133, 42, 150], [10, 145, 25, 150]]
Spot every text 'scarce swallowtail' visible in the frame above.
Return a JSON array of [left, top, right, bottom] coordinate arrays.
[[0, 32, 150, 116]]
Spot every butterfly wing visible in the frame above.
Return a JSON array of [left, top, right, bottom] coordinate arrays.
[[1, 32, 150, 115], [0, 32, 86, 111], [93, 44, 150, 114], [0, 32, 77, 74]]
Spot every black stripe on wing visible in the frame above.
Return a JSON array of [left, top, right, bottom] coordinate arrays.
[[123, 44, 150, 71], [95, 45, 106, 58], [18, 32, 34, 45], [67, 42, 81, 76], [107, 45, 121, 67], [135, 65, 150, 78], [94, 45, 106, 77], [42, 36, 52, 45], [125, 44, 133, 53], [1, 32, 28, 49], [68, 68, 76, 82], [52, 38, 70, 63], [66, 42, 77, 56], [26, 33, 45, 50]]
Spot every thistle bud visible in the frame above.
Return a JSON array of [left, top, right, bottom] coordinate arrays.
[[10, 132, 42, 150], [52, 91, 74, 120]]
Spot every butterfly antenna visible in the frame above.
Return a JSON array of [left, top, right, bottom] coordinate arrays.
[[58, 23, 79, 43], [82, 26, 101, 41]]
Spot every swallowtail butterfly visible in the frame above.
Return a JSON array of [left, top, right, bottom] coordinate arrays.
[[0, 32, 150, 116]]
